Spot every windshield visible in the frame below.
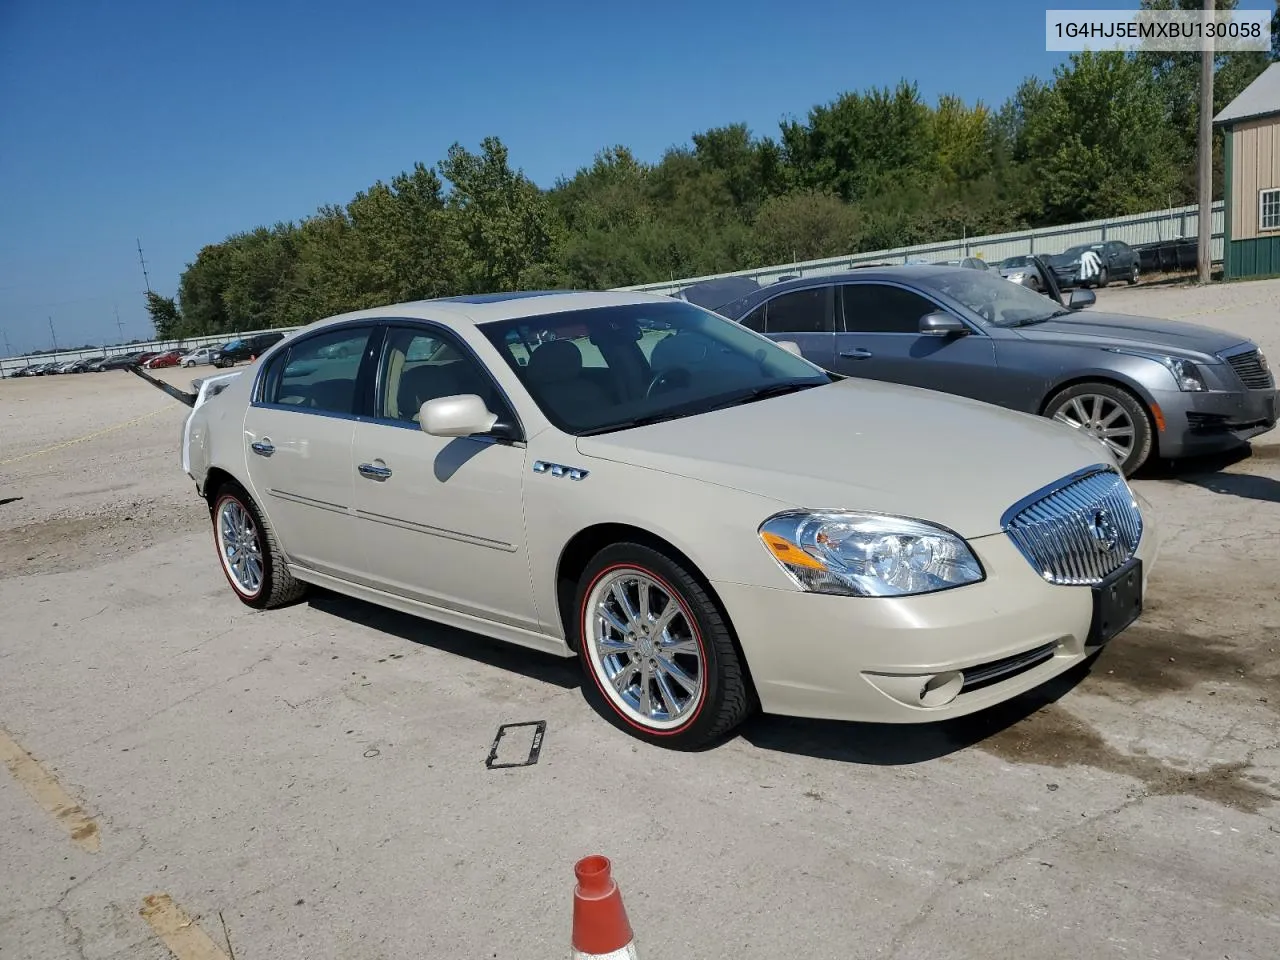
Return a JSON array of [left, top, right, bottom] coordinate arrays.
[[478, 300, 832, 435], [917, 270, 1070, 327], [1001, 256, 1031, 268], [1062, 244, 1100, 259]]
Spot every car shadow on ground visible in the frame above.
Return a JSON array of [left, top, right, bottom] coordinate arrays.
[[305, 587, 1100, 763], [1139, 444, 1280, 504], [304, 589, 581, 689], [737, 659, 1094, 765]]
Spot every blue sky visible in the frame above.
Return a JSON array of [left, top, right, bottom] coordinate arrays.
[[0, 0, 1271, 353]]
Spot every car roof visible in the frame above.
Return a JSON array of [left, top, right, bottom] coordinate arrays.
[[287, 289, 681, 336], [713, 265, 994, 319]]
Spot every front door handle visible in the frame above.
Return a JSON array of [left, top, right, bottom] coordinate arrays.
[[839, 348, 873, 360], [250, 440, 275, 457], [358, 462, 392, 481]]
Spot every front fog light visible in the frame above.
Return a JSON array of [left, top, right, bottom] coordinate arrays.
[[758, 511, 985, 597]]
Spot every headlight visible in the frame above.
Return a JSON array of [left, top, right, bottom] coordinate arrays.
[[1108, 348, 1205, 391], [1006, 272, 1025, 283], [758, 511, 985, 597]]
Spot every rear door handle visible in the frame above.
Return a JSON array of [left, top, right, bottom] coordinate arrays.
[[250, 440, 275, 456], [839, 348, 873, 360], [358, 462, 392, 481]]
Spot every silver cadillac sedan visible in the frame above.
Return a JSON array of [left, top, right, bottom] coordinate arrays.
[[182, 291, 1159, 748]]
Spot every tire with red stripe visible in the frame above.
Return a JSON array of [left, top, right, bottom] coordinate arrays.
[[575, 542, 753, 748], [210, 480, 307, 610]]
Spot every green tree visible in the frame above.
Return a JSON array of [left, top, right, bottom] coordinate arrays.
[[1019, 50, 1182, 222], [145, 291, 181, 339]]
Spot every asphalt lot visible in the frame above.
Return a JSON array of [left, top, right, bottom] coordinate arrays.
[[2, 280, 1279, 960]]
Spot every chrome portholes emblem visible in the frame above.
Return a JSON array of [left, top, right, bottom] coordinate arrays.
[[1089, 508, 1120, 552], [533, 460, 589, 481]]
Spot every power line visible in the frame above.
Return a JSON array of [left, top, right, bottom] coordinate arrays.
[[137, 238, 152, 293]]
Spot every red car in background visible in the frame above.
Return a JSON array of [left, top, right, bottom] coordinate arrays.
[[143, 350, 182, 369]]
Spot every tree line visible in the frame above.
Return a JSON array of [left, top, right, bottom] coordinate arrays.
[[148, 2, 1278, 341]]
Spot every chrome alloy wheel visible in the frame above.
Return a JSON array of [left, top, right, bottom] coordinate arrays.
[[217, 497, 264, 597], [584, 568, 705, 730], [1051, 394, 1136, 462]]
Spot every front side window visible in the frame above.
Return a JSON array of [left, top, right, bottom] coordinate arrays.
[[1261, 188, 1280, 231], [263, 325, 373, 414], [478, 300, 831, 435], [376, 327, 508, 425], [841, 283, 941, 334]]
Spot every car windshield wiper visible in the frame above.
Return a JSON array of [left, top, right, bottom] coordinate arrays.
[[1003, 310, 1072, 328], [576, 381, 821, 436], [707, 379, 823, 408], [576, 409, 700, 436]]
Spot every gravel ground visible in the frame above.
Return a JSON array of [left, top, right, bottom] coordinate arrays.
[[1, 282, 1279, 960]]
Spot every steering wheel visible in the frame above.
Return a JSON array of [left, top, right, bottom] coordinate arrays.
[[646, 367, 690, 398]]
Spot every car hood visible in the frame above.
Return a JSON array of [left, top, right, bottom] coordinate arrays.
[[1010, 311, 1249, 362], [575, 378, 1115, 539]]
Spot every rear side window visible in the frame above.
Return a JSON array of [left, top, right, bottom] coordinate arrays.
[[262, 326, 374, 414], [763, 287, 833, 333]]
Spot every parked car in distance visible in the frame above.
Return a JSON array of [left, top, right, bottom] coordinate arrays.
[[1046, 241, 1140, 289], [182, 290, 1157, 748], [938, 256, 990, 271], [145, 350, 182, 369], [712, 256, 1276, 476], [998, 255, 1043, 291], [181, 346, 216, 367], [211, 332, 287, 368]]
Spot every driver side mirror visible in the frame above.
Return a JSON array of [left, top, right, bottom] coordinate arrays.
[[919, 312, 968, 336], [775, 340, 803, 356], [420, 394, 502, 438], [1068, 288, 1096, 310]]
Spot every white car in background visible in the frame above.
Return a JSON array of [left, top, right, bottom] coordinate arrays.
[[181, 290, 1158, 748], [181, 346, 216, 367]]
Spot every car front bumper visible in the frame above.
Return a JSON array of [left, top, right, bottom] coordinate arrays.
[[711, 514, 1159, 724], [1152, 385, 1278, 458]]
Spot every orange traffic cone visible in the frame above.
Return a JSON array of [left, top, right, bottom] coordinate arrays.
[[571, 855, 638, 959]]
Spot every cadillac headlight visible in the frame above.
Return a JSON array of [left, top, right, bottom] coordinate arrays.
[[1107, 348, 1206, 391], [758, 511, 985, 598]]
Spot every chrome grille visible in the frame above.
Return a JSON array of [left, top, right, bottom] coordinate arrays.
[[1002, 466, 1143, 585], [1223, 348, 1274, 390]]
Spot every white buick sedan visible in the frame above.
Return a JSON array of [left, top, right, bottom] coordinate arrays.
[[182, 290, 1158, 748]]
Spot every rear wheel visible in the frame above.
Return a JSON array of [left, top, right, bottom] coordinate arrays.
[[1128, 262, 1140, 285], [1044, 382, 1153, 477], [575, 542, 753, 749], [211, 480, 307, 609]]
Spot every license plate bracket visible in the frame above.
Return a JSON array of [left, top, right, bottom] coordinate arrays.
[[1088, 557, 1143, 646]]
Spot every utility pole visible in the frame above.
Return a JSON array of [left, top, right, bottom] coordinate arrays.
[[48, 316, 58, 357], [137, 238, 152, 293], [114, 304, 125, 344], [1197, 0, 1215, 284]]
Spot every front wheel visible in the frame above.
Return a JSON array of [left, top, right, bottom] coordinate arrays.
[[211, 480, 307, 609], [575, 543, 754, 749], [1044, 382, 1153, 477]]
